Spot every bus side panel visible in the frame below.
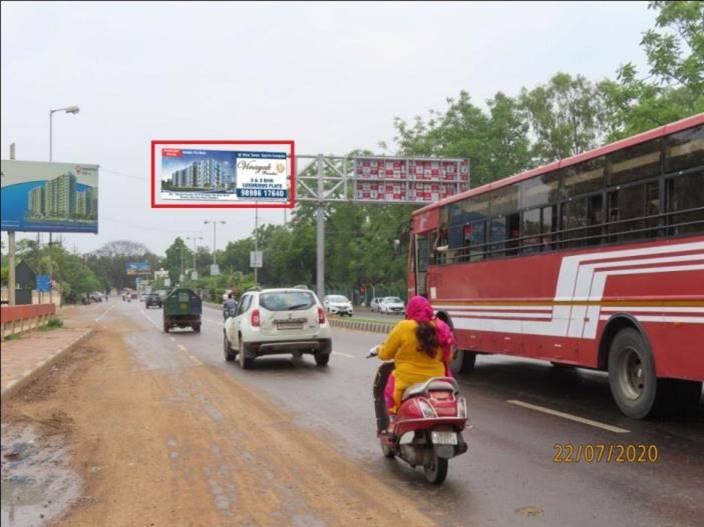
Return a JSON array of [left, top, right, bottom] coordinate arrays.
[[643, 322, 704, 381]]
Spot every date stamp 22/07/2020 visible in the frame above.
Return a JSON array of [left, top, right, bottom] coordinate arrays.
[[553, 444, 659, 464]]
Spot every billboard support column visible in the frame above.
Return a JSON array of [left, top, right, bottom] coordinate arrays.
[[316, 154, 325, 300], [254, 204, 259, 285], [8, 231, 16, 306]]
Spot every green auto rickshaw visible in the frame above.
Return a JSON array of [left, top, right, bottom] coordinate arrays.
[[163, 287, 202, 333]]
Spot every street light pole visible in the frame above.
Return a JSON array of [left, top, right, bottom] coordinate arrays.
[[203, 220, 226, 267], [47, 105, 80, 306], [185, 236, 203, 277]]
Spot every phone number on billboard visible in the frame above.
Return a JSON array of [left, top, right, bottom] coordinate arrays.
[[236, 189, 288, 199]]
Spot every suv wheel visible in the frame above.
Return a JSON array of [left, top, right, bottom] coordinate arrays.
[[224, 333, 236, 362], [239, 339, 254, 369], [315, 352, 330, 367]]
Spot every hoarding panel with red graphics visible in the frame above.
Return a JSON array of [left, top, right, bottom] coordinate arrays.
[[352, 156, 469, 203], [151, 140, 294, 209]]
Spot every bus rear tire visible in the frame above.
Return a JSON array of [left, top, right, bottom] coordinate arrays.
[[608, 328, 659, 419]]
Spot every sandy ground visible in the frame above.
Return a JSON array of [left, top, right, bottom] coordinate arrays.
[[2, 314, 440, 527]]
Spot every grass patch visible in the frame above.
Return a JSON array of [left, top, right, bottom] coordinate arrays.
[[39, 317, 64, 331], [4, 332, 23, 341]]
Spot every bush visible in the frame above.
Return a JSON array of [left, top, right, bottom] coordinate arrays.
[[40, 317, 64, 331]]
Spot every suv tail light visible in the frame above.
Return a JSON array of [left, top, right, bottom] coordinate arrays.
[[318, 307, 326, 324], [251, 309, 261, 327]]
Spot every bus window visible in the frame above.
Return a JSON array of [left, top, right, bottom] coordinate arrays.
[[607, 139, 662, 186], [415, 234, 430, 296], [489, 216, 506, 256], [506, 213, 520, 256], [667, 171, 704, 235], [563, 157, 605, 197], [665, 125, 703, 174], [608, 181, 660, 241], [562, 194, 603, 247], [522, 208, 542, 253], [519, 171, 561, 209]]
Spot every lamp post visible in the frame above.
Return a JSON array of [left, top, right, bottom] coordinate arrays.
[[203, 220, 226, 266], [48, 105, 80, 306], [185, 236, 204, 278]]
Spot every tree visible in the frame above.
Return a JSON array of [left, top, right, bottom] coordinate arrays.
[[519, 73, 608, 164], [600, 1, 704, 140], [164, 237, 191, 283]]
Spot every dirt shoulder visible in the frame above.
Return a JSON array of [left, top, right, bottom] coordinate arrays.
[[2, 315, 440, 527]]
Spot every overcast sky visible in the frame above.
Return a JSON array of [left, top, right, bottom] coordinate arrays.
[[1, 1, 656, 256]]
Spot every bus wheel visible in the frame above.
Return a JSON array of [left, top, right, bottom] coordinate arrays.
[[451, 349, 476, 374], [608, 328, 658, 419]]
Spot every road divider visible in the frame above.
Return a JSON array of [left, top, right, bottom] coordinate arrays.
[[328, 317, 394, 334]]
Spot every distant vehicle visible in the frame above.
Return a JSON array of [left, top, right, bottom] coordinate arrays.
[[145, 292, 163, 309], [163, 288, 202, 333], [130, 292, 139, 300], [89, 292, 104, 303], [223, 287, 332, 369], [408, 114, 704, 419], [370, 297, 382, 312], [323, 295, 353, 316], [379, 297, 405, 314]]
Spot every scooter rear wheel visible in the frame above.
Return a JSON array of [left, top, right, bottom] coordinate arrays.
[[424, 454, 448, 484], [379, 437, 394, 458]]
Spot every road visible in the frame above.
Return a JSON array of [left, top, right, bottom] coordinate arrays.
[[4, 300, 703, 526]]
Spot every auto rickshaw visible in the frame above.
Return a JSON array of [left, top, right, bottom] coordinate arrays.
[[163, 287, 202, 333]]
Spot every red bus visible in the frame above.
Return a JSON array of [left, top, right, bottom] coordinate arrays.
[[409, 114, 704, 419]]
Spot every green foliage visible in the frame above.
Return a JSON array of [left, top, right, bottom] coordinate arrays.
[[40, 317, 64, 331], [84, 240, 160, 292]]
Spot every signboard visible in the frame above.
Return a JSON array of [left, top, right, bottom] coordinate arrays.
[[210, 264, 220, 276], [126, 262, 151, 275], [352, 157, 469, 204], [1, 159, 99, 233], [250, 251, 263, 268], [36, 274, 52, 292], [191, 271, 198, 280], [151, 141, 294, 209], [164, 278, 171, 287]]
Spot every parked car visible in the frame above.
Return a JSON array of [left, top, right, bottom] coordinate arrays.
[[379, 296, 405, 314], [323, 295, 353, 317], [370, 297, 382, 312], [145, 292, 163, 309], [223, 287, 332, 369]]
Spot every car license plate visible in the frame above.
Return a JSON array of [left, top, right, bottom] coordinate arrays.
[[431, 431, 458, 445], [276, 323, 303, 330]]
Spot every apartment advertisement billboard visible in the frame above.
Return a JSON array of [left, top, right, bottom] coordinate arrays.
[[152, 141, 294, 209], [126, 262, 151, 275], [352, 157, 469, 203], [1, 159, 99, 233]]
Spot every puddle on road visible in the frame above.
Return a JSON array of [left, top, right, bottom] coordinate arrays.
[[1, 422, 81, 527]]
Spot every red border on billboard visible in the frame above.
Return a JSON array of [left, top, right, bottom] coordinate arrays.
[[151, 140, 295, 209]]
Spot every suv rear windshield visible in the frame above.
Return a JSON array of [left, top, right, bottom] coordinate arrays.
[[259, 291, 316, 311]]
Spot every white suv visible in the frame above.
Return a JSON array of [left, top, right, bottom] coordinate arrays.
[[223, 288, 332, 369]]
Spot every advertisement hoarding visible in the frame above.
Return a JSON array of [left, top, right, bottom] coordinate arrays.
[[353, 157, 469, 204], [126, 262, 151, 275], [151, 141, 294, 209], [1, 159, 99, 233]]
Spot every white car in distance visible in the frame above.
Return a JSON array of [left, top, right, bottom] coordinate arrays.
[[379, 296, 405, 315], [223, 288, 332, 369], [323, 295, 353, 317]]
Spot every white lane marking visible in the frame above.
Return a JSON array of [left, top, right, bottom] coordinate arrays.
[[506, 400, 630, 434], [139, 309, 162, 330], [332, 351, 355, 358], [95, 303, 117, 322], [177, 344, 187, 352], [187, 353, 203, 366], [169, 337, 176, 342]]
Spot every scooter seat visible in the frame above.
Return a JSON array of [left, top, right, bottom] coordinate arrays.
[[402, 377, 459, 401]]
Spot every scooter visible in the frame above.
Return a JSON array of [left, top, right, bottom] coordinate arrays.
[[369, 349, 469, 484]]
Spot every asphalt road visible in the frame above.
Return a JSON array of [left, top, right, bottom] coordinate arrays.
[[129, 301, 703, 526]]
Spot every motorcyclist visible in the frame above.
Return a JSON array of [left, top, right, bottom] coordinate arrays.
[[223, 292, 238, 320], [372, 295, 455, 423]]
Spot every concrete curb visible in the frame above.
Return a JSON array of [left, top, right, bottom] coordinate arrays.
[[1, 328, 94, 402], [328, 317, 394, 334]]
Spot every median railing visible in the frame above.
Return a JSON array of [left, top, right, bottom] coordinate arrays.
[[1, 304, 56, 340]]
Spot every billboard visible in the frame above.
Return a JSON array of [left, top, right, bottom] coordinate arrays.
[[1, 159, 99, 233], [353, 157, 469, 203], [126, 262, 151, 275], [151, 141, 294, 208]]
